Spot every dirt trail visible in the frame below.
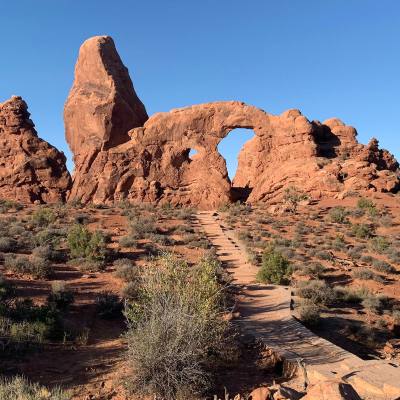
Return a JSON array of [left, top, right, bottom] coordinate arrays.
[[196, 211, 400, 399]]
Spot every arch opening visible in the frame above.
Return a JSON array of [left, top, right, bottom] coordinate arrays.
[[217, 128, 255, 202], [188, 148, 198, 159]]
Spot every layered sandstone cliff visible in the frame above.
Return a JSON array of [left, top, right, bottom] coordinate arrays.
[[0, 96, 71, 203]]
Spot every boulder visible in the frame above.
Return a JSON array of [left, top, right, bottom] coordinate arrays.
[[248, 386, 272, 400], [0, 96, 71, 203], [302, 379, 361, 400]]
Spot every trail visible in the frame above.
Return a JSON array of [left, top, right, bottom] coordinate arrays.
[[195, 211, 400, 399]]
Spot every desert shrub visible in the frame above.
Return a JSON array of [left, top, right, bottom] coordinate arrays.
[[129, 216, 157, 239], [33, 228, 65, 248], [256, 245, 291, 285], [237, 229, 251, 242], [351, 223, 374, 239], [295, 222, 310, 235], [315, 250, 334, 261], [0, 199, 23, 213], [352, 268, 383, 283], [0, 376, 70, 400], [30, 257, 52, 279], [71, 258, 105, 273], [4, 255, 51, 279], [175, 207, 195, 220], [223, 201, 251, 217], [296, 263, 326, 278], [95, 292, 122, 319], [67, 224, 106, 261], [0, 237, 18, 252], [114, 258, 139, 282], [386, 248, 400, 265], [182, 233, 210, 249], [370, 236, 390, 254], [360, 255, 374, 264], [47, 282, 74, 311], [119, 235, 137, 248], [347, 247, 362, 260], [0, 274, 14, 300], [298, 300, 320, 326], [283, 186, 309, 213], [334, 286, 370, 304], [357, 197, 375, 211], [148, 233, 174, 246], [124, 253, 229, 399], [362, 295, 385, 313], [332, 234, 346, 251], [296, 280, 335, 306], [246, 247, 259, 266], [380, 215, 393, 227], [122, 282, 138, 300], [329, 207, 348, 224], [0, 299, 63, 345], [371, 259, 395, 274], [31, 207, 56, 227]]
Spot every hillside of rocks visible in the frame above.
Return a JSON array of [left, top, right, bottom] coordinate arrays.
[[0, 96, 71, 203]]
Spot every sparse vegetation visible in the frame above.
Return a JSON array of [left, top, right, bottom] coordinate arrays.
[[0, 376, 70, 400]]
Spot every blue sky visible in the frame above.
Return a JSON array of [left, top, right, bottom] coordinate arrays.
[[1, 1, 399, 177]]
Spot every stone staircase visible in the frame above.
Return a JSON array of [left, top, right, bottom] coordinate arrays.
[[195, 211, 400, 400]]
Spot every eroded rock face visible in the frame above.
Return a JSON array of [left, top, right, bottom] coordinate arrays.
[[66, 36, 399, 209], [0, 96, 71, 203], [64, 35, 148, 169]]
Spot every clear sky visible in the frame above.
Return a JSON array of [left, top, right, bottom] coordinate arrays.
[[1, 1, 399, 177]]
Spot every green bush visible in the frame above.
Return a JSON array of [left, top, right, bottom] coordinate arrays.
[[370, 236, 390, 254], [0, 376, 70, 400], [124, 253, 229, 399], [31, 207, 56, 227], [357, 197, 375, 210], [256, 245, 291, 285], [329, 207, 348, 224], [351, 223, 374, 239], [67, 224, 106, 261]]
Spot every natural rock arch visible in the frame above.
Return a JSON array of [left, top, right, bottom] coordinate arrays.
[[64, 36, 399, 209]]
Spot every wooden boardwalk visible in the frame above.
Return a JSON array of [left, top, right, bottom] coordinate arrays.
[[195, 211, 400, 400]]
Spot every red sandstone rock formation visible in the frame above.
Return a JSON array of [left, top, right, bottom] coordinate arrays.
[[64, 35, 148, 168], [0, 96, 71, 203], [65, 36, 399, 209]]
